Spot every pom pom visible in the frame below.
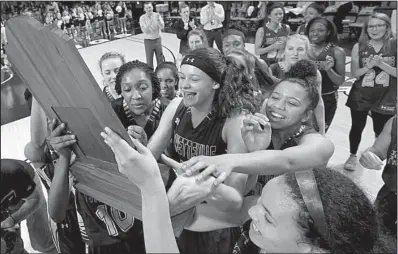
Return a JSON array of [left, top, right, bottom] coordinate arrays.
[[116, 6, 122, 13]]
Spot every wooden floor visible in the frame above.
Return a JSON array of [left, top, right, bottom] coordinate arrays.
[[1, 32, 383, 253]]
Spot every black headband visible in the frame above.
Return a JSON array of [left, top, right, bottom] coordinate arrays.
[[295, 169, 330, 240], [181, 55, 222, 84]]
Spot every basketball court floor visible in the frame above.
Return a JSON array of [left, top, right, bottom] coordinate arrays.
[[1, 32, 383, 253]]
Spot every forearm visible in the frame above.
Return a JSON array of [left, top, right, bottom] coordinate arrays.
[[378, 62, 397, 77], [158, 16, 165, 30], [141, 184, 179, 253], [352, 66, 371, 78], [205, 183, 243, 212], [255, 45, 276, 56], [11, 176, 43, 223], [48, 155, 71, 222], [314, 98, 326, 135], [229, 151, 325, 175], [326, 68, 345, 87], [365, 146, 387, 161], [30, 98, 47, 148]]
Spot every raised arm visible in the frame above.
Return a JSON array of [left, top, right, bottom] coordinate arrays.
[[24, 98, 48, 164], [325, 46, 346, 87], [147, 97, 182, 160]]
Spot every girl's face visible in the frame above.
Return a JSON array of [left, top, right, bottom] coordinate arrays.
[[308, 21, 329, 44], [269, 8, 284, 24], [266, 81, 311, 130], [121, 69, 153, 115], [189, 35, 204, 51], [223, 35, 245, 55], [248, 176, 313, 253], [101, 57, 124, 88], [304, 7, 320, 24], [179, 65, 218, 109], [284, 39, 308, 66], [367, 18, 388, 41], [157, 68, 177, 100]]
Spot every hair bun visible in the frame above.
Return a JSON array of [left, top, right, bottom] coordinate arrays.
[[287, 60, 317, 80]]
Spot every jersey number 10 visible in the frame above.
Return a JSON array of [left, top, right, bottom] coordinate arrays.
[[96, 205, 135, 236]]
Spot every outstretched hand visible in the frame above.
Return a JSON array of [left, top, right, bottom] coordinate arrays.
[[241, 112, 272, 152], [100, 127, 162, 190]]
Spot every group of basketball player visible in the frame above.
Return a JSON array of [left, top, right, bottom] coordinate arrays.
[[1, 2, 397, 254]]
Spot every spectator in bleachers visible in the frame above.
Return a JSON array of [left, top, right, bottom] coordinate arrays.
[[176, 3, 197, 57], [200, 1, 224, 53]]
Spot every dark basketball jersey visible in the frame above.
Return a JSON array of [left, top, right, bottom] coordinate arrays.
[[347, 39, 397, 114], [382, 115, 397, 192], [111, 97, 167, 139], [102, 86, 118, 103], [254, 125, 316, 195], [74, 190, 145, 252], [260, 24, 289, 66], [171, 101, 227, 163], [270, 62, 286, 80], [297, 23, 306, 35], [309, 43, 338, 94]]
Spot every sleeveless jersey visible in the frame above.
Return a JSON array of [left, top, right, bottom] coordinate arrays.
[[171, 101, 227, 162], [260, 23, 289, 66], [111, 97, 166, 139], [254, 125, 316, 195], [382, 115, 397, 192], [75, 190, 145, 251], [346, 39, 397, 114], [102, 85, 119, 103], [309, 43, 338, 94], [297, 23, 306, 35]]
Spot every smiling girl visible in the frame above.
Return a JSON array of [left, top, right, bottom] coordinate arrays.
[[99, 52, 125, 103], [345, 13, 397, 171], [296, 3, 324, 35], [305, 17, 346, 132]]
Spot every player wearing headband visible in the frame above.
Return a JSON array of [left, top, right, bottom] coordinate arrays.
[[100, 129, 397, 253], [135, 47, 258, 253], [181, 60, 334, 190]]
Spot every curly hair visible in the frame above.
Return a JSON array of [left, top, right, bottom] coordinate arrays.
[[186, 48, 258, 118], [98, 52, 126, 72], [155, 61, 179, 89], [283, 60, 319, 111], [115, 60, 161, 100], [284, 168, 397, 253], [305, 17, 338, 45]]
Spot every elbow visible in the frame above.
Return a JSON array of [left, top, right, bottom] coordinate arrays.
[[49, 207, 66, 223], [254, 48, 261, 55], [24, 142, 43, 163]]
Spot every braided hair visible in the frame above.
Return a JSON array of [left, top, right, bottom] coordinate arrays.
[[115, 60, 161, 100]]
